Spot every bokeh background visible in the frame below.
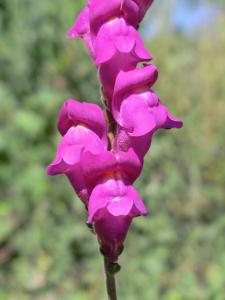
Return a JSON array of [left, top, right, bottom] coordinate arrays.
[[0, 0, 225, 299]]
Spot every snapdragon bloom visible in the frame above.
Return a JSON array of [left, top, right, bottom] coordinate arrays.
[[112, 65, 183, 137], [68, 1, 152, 103], [48, 0, 183, 262], [47, 99, 108, 203], [88, 176, 147, 261]]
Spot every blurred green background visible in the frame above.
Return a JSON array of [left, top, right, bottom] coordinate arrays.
[[0, 0, 225, 299]]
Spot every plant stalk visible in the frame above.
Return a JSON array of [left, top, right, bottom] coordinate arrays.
[[104, 257, 118, 300]]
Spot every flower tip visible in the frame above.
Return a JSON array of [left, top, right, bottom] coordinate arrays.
[[170, 118, 183, 129], [94, 57, 101, 65], [144, 52, 153, 61], [64, 98, 75, 108], [67, 28, 78, 38], [87, 214, 93, 224], [164, 112, 184, 130], [46, 165, 54, 176], [177, 120, 183, 128], [143, 210, 148, 217]]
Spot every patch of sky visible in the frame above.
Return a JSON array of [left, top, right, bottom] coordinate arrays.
[[172, 0, 220, 33], [142, 0, 221, 38]]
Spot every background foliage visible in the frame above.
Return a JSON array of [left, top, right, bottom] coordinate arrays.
[[0, 0, 225, 299]]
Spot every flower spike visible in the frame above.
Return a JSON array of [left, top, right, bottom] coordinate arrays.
[[48, 0, 182, 271]]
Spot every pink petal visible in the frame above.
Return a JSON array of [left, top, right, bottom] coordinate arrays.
[[114, 34, 135, 53], [115, 148, 143, 183], [112, 64, 158, 119], [57, 99, 108, 148], [95, 18, 151, 65], [94, 213, 132, 262], [107, 196, 133, 216], [113, 19, 136, 53], [67, 167, 89, 204], [81, 148, 142, 189], [164, 111, 183, 129], [89, 0, 140, 35], [47, 125, 105, 176], [127, 186, 148, 216], [95, 24, 116, 64], [135, 33, 152, 60], [67, 6, 95, 59], [88, 177, 146, 222], [152, 104, 168, 128], [63, 126, 105, 155], [47, 159, 71, 176], [88, 178, 120, 222], [67, 7, 90, 38], [81, 151, 117, 189], [88, 198, 108, 224], [120, 95, 156, 136], [129, 132, 152, 158], [62, 145, 82, 165], [88, 178, 128, 222], [98, 52, 137, 103], [47, 137, 75, 175]]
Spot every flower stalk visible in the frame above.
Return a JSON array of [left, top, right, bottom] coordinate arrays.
[[47, 1, 183, 299], [104, 257, 119, 300]]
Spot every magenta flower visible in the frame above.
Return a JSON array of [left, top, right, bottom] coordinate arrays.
[[68, 0, 146, 43], [88, 177, 147, 261], [112, 65, 183, 137], [88, 0, 140, 34], [67, 7, 95, 58], [95, 17, 151, 65], [96, 17, 151, 102], [57, 98, 108, 143], [67, 0, 139, 59], [69, 13, 152, 103], [47, 99, 108, 203], [68, 1, 152, 104], [112, 64, 158, 117]]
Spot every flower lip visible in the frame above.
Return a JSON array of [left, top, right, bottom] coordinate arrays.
[[47, 125, 106, 176], [89, 0, 140, 35], [94, 17, 152, 65], [67, 6, 90, 38], [114, 90, 183, 137], [87, 177, 147, 223], [119, 94, 157, 136], [112, 64, 158, 120], [57, 99, 108, 148]]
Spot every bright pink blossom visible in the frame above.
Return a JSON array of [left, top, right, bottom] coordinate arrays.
[[68, 0, 146, 42], [88, 177, 147, 261], [112, 66, 183, 137], [48, 99, 108, 203], [96, 17, 151, 102], [89, 0, 140, 34], [112, 64, 158, 118], [57, 98, 108, 144]]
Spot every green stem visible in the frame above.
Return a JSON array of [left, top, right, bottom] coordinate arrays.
[[104, 257, 118, 300]]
